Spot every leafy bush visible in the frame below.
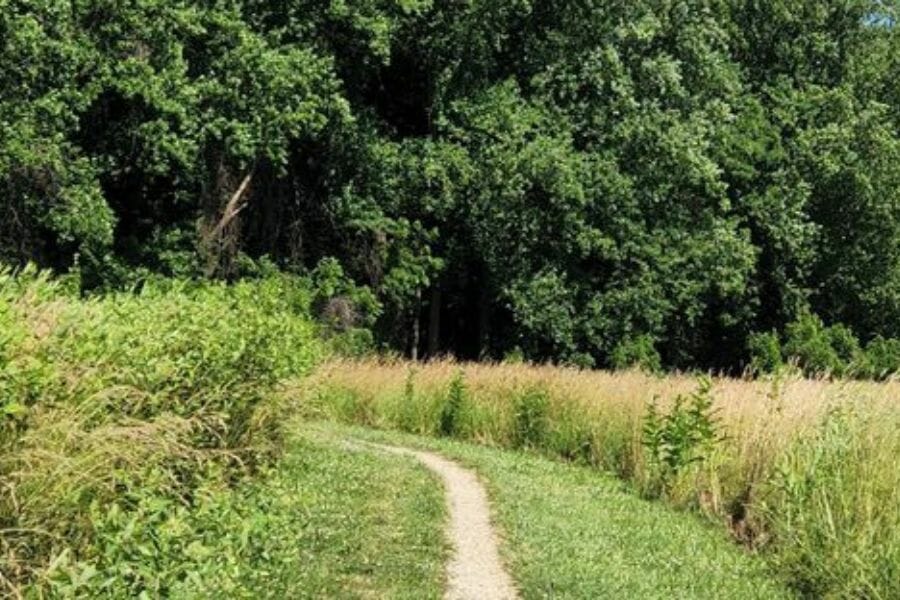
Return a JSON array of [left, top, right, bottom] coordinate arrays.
[[784, 312, 851, 377], [611, 335, 662, 373], [328, 327, 376, 358], [642, 377, 720, 496], [827, 323, 862, 367], [0, 266, 324, 593], [502, 347, 525, 364], [312, 257, 381, 329], [748, 331, 784, 375], [778, 312, 900, 381], [855, 336, 900, 380]]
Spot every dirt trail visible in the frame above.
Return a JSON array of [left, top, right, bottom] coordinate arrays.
[[358, 441, 519, 600]]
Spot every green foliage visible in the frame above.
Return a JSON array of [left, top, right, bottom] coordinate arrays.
[[386, 365, 422, 433], [512, 385, 550, 449], [502, 347, 525, 364], [311, 257, 381, 356], [748, 331, 784, 375], [783, 311, 847, 377], [328, 327, 376, 358], [312, 257, 381, 327], [4, 0, 900, 371], [828, 323, 863, 367], [611, 335, 662, 373], [0, 267, 325, 592], [439, 370, 467, 437], [44, 428, 447, 598], [775, 311, 900, 380], [763, 407, 900, 598], [642, 377, 720, 495], [857, 336, 900, 380]]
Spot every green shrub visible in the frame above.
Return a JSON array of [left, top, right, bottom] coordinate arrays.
[[328, 327, 376, 357], [827, 323, 862, 367], [502, 347, 525, 364], [783, 312, 846, 377], [0, 266, 325, 592], [772, 313, 900, 381], [857, 336, 900, 380], [564, 351, 596, 369], [748, 331, 784, 375], [611, 334, 661, 373], [439, 371, 467, 437], [642, 377, 720, 496], [512, 385, 550, 449], [312, 257, 381, 330]]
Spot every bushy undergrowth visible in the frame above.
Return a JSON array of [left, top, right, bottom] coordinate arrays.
[[0, 266, 323, 594], [298, 359, 900, 599], [750, 311, 900, 380]]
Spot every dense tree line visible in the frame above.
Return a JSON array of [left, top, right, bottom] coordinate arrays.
[[3, 0, 900, 372]]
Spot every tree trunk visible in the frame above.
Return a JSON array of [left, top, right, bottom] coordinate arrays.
[[428, 285, 442, 358], [478, 276, 491, 359], [410, 288, 421, 361]]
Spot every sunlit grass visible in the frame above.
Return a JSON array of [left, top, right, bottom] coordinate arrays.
[[323, 421, 790, 599], [293, 358, 900, 598]]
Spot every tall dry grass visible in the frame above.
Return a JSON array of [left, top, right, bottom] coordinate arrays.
[[294, 357, 900, 598]]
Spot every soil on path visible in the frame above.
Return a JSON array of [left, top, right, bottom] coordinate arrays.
[[357, 441, 519, 600]]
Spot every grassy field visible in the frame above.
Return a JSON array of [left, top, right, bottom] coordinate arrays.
[[7, 417, 448, 597], [312, 421, 789, 599], [3, 264, 896, 598], [296, 359, 900, 598], [161, 426, 448, 598]]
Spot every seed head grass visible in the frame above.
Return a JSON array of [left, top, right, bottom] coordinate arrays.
[[295, 357, 900, 598]]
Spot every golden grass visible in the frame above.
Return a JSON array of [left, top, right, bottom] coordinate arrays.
[[295, 358, 900, 595], [294, 356, 900, 532]]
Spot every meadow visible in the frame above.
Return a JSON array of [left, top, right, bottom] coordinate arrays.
[[297, 358, 900, 598], [3, 264, 897, 598], [331, 421, 790, 599]]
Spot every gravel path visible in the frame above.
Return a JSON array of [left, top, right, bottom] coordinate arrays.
[[359, 442, 519, 600]]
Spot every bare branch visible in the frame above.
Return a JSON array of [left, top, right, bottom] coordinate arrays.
[[207, 168, 254, 242]]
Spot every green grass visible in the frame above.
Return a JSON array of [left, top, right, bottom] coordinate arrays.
[[42, 423, 448, 597], [266, 427, 448, 599], [302, 360, 900, 597], [314, 421, 791, 599], [179, 425, 449, 598]]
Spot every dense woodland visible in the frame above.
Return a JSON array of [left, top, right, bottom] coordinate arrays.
[[4, 0, 900, 372]]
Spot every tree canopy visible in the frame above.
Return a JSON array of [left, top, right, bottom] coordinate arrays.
[[3, 0, 900, 372]]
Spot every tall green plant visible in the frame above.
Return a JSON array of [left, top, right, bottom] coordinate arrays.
[[512, 385, 550, 449], [439, 370, 467, 437], [642, 377, 721, 495]]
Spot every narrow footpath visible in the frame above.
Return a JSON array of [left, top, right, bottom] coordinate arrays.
[[358, 442, 519, 600]]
